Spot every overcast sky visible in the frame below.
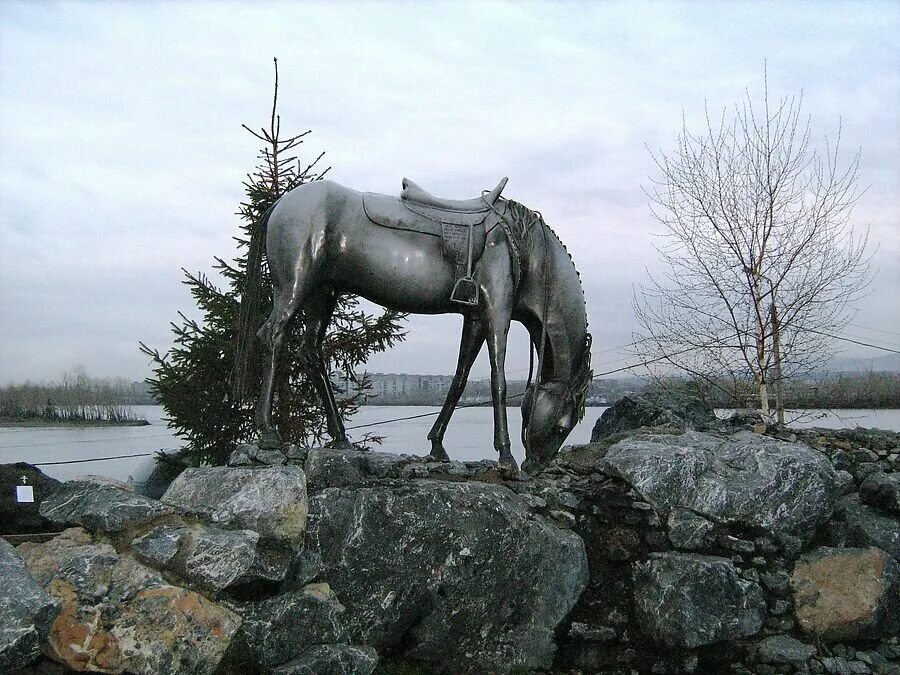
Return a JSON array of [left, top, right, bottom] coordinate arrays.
[[1, 1, 898, 385]]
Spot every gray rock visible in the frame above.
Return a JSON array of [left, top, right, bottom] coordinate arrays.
[[308, 480, 587, 673], [272, 644, 378, 675], [828, 494, 900, 560], [860, 472, 900, 514], [131, 449, 193, 499], [756, 635, 817, 663], [667, 508, 715, 550], [228, 443, 287, 467], [16, 528, 240, 674], [599, 431, 840, 540], [632, 552, 766, 648], [304, 448, 412, 491], [184, 527, 260, 592], [39, 479, 172, 532], [0, 539, 59, 672], [0, 463, 62, 535], [792, 546, 900, 640], [162, 466, 308, 545], [234, 583, 346, 667], [131, 525, 188, 567], [591, 391, 716, 441]]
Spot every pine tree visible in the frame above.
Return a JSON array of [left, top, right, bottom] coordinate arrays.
[[140, 60, 406, 465]]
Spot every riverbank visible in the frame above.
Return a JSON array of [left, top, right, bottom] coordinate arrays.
[[0, 418, 150, 428]]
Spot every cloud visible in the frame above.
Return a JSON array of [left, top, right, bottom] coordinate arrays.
[[1, 1, 897, 383]]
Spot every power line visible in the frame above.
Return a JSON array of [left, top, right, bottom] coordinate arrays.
[[34, 452, 154, 467]]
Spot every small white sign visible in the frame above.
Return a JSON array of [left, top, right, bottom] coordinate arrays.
[[16, 485, 34, 503]]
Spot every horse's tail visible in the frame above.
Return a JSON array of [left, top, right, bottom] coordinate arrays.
[[230, 203, 276, 403]]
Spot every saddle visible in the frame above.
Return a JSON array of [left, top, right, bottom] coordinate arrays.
[[363, 177, 508, 306]]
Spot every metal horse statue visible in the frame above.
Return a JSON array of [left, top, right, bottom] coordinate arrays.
[[249, 177, 592, 474]]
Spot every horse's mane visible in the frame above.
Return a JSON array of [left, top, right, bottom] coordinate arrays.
[[504, 199, 593, 420]]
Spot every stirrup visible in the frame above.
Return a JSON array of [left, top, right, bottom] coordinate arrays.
[[450, 277, 479, 306]]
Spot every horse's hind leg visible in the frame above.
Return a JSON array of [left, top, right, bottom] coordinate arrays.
[[255, 272, 310, 444], [301, 287, 353, 449], [427, 314, 484, 460]]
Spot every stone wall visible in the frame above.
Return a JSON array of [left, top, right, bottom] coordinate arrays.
[[2, 407, 898, 674]]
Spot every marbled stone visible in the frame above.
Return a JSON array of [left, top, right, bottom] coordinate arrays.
[[308, 480, 587, 673], [0, 538, 59, 672], [162, 465, 307, 544], [233, 583, 345, 667], [17, 529, 240, 674], [599, 431, 840, 541], [272, 644, 378, 675], [39, 479, 172, 532], [632, 552, 766, 648]]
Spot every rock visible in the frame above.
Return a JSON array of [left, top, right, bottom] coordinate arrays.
[[304, 448, 413, 491], [860, 472, 900, 514], [233, 583, 346, 667], [17, 528, 241, 674], [599, 430, 840, 541], [667, 508, 713, 551], [162, 466, 308, 545], [756, 635, 817, 663], [131, 524, 188, 567], [591, 391, 716, 441], [728, 409, 767, 428], [632, 552, 766, 648], [272, 644, 378, 675], [827, 494, 900, 560], [791, 546, 900, 640], [308, 480, 587, 673], [39, 479, 172, 532], [0, 539, 59, 672], [228, 443, 287, 467], [183, 527, 260, 592], [0, 463, 62, 534], [132, 523, 288, 592]]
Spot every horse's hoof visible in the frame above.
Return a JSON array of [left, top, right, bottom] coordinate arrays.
[[429, 444, 451, 463], [497, 454, 519, 473], [326, 438, 356, 451], [258, 429, 283, 450]]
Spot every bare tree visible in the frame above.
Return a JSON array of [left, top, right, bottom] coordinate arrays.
[[633, 73, 873, 423]]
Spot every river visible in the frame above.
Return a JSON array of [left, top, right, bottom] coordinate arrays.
[[2, 405, 899, 483]]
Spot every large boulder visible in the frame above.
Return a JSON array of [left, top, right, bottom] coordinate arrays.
[[0, 538, 59, 671], [16, 528, 241, 674], [0, 463, 62, 534], [632, 552, 766, 648], [791, 546, 900, 640], [307, 480, 588, 673], [591, 391, 716, 441], [598, 430, 841, 541], [162, 466, 308, 545], [39, 479, 172, 533]]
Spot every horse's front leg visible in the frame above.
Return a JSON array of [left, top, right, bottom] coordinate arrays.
[[427, 314, 484, 461], [486, 307, 517, 471], [303, 288, 353, 450]]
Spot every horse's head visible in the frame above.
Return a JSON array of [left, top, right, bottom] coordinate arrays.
[[520, 333, 592, 475], [520, 381, 578, 474]]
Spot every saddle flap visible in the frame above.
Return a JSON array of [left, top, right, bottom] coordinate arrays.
[[362, 192, 489, 266]]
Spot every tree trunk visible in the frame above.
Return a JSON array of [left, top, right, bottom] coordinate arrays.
[[771, 300, 785, 425], [758, 379, 770, 418]]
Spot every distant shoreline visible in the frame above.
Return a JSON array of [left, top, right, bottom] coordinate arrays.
[[0, 418, 150, 428]]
